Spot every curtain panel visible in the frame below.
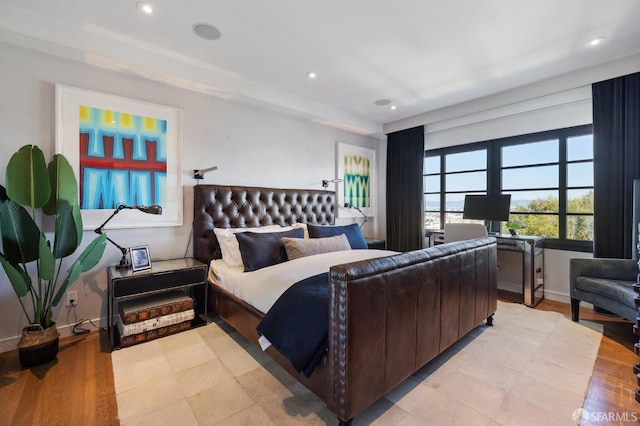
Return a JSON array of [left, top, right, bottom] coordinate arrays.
[[386, 126, 425, 252], [592, 71, 640, 258]]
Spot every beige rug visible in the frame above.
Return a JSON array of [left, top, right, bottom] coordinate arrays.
[[111, 301, 603, 425]]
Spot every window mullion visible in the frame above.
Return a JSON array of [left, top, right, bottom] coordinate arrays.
[[558, 137, 567, 239]]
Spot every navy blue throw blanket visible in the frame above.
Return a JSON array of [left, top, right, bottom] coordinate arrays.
[[256, 273, 329, 377]]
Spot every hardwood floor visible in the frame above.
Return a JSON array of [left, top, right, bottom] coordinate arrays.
[[0, 299, 637, 425], [535, 299, 639, 422], [0, 329, 118, 425]]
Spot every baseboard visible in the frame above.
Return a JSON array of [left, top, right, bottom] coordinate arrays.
[[540, 290, 570, 304], [0, 316, 107, 354], [542, 290, 595, 309]]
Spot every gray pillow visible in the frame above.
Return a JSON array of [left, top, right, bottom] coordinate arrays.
[[282, 234, 351, 260]]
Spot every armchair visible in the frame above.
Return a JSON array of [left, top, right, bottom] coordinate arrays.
[[569, 257, 638, 322], [444, 222, 488, 243]]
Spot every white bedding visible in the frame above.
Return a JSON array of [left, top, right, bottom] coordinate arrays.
[[208, 249, 396, 314]]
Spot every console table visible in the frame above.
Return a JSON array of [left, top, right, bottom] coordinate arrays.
[[428, 230, 544, 307], [107, 257, 208, 350]]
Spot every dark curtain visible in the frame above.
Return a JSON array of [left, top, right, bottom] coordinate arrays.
[[593, 71, 640, 258], [386, 126, 425, 252]]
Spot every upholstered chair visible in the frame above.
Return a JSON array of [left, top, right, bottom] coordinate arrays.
[[569, 257, 638, 322], [443, 223, 488, 243]]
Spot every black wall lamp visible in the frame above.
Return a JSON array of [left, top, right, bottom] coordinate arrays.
[[322, 178, 343, 189], [194, 165, 218, 180], [344, 202, 368, 228], [94, 204, 163, 269]]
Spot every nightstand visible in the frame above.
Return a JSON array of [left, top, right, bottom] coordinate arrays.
[[107, 257, 208, 351], [365, 238, 386, 250]]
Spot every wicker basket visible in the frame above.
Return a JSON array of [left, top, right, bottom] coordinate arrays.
[[17, 323, 60, 367]]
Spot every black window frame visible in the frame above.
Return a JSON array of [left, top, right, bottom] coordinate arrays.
[[424, 124, 593, 252]]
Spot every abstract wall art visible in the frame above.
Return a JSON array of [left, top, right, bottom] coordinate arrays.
[[336, 142, 376, 218], [56, 85, 183, 229]]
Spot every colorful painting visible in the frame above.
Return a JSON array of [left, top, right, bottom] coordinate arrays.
[[343, 153, 371, 208], [336, 142, 376, 218], [56, 85, 183, 229], [78, 106, 167, 210]]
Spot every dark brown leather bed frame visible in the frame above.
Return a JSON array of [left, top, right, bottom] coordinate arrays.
[[193, 184, 498, 425]]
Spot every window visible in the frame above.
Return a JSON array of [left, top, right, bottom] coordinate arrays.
[[424, 148, 488, 229], [424, 125, 593, 251]]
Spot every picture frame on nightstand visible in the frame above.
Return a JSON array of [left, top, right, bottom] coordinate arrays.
[[130, 246, 151, 272]]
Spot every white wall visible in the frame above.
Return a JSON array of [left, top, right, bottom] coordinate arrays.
[[543, 249, 592, 304], [0, 42, 383, 351]]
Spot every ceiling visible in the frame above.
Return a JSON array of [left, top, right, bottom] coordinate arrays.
[[1, 0, 640, 137]]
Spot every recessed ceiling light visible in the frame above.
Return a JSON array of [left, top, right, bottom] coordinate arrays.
[[306, 72, 317, 80], [588, 36, 606, 47], [390, 105, 397, 110], [374, 99, 391, 106], [193, 23, 222, 40], [136, 2, 154, 14]]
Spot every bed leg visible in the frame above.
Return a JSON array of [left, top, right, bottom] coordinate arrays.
[[486, 314, 494, 326], [338, 417, 353, 425]]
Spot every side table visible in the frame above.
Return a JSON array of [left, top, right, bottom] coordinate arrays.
[[365, 238, 386, 250], [107, 257, 208, 351]]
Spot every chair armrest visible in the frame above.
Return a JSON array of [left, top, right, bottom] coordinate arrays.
[[570, 257, 638, 291]]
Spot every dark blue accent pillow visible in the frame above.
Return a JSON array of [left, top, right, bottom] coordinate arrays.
[[236, 228, 304, 272], [307, 223, 368, 249]]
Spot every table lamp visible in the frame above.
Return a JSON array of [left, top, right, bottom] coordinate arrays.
[[94, 204, 163, 269], [344, 203, 368, 228]]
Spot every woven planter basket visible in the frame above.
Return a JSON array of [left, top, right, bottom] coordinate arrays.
[[17, 323, 60, 367]]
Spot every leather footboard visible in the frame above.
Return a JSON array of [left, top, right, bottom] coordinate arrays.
[[327, 237, 497, 422]]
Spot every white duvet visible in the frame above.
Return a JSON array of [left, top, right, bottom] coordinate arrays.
[[208, 249, 395, 314]]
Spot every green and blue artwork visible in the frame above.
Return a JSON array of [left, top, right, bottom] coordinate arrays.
[[343, 154, 370, 208]]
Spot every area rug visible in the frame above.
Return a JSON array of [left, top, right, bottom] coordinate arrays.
[[111, 301, 603, 425]]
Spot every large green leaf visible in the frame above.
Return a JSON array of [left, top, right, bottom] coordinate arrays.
[[52, 235, 106, 306], [0, 253, 30, 297], [72, 202, 83, 246], [52, 262, 82, 307], [52, 200, 79, 259], [75, 233, 107, 272], [0, 200, 40, 264], [43, 154, 78, 216], [0, 185, 8, 202], [38, 232, 55, 281], [6, 145, 51, 209]]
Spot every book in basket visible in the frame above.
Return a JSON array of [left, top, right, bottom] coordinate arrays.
[[118, 290, 193, 324], [118, 321, 192, 347]]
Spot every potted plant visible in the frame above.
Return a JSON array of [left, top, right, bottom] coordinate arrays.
[[0, 145, 107, 366], [506, 219, 525, 236]]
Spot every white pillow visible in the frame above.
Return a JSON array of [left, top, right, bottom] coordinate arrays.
[[213, 225, 291, 267]]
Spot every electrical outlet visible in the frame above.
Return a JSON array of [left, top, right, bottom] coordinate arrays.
[[66, 290, 78, 306]]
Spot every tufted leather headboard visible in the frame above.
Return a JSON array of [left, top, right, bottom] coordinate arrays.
[[193, 185, 336, 264]]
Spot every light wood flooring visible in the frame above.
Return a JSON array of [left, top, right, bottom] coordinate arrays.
[[535, 299, 639, 421], [0, 299, 637, 425]]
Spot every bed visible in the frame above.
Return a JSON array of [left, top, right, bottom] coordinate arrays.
[[193, 184, 498, 425]]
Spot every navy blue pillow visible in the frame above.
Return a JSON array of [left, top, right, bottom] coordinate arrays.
[[236, 228, 304, 272], [307, 223, 368, 249]]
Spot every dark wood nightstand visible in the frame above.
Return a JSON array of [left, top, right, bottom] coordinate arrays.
[[365, 238, 386, 250], [107, 257, 208, 350]]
